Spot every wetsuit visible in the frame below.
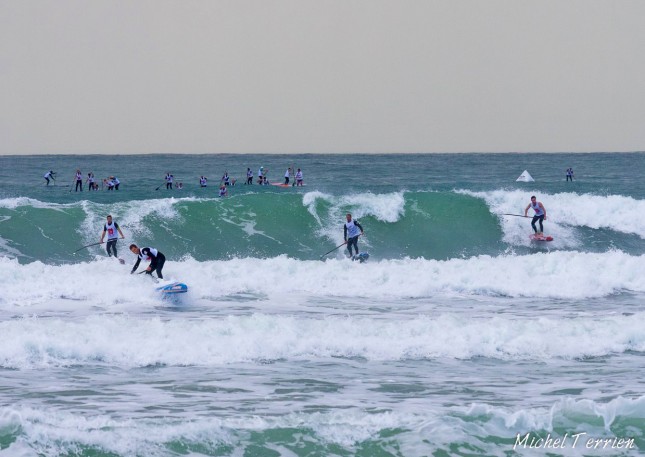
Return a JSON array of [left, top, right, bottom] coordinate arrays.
[[344, 219, 364, 256], [132, 247, 166, 279]]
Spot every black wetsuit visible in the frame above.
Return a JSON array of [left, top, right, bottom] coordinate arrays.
[[132, 247, 166, 279]]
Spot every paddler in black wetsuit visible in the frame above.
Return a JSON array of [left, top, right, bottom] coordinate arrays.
[[130, 244, 166, 279]]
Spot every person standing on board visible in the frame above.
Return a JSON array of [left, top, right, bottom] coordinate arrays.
[[74, 169, 83, 191], [165, 172, 174, 190], [43, 170, 56, 185], [86, 172, 96, 191], [524, 196, 547, 235], [246, 168, 253, 185], [130, 244, 166, 279], [284, 168, 291, 185], [99, 215, 125, 263], [343, 213, 364, 258], [566, 167, 574, 182], [295, 168, 303, 186]]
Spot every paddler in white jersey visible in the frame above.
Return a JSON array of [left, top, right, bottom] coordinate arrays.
[[524, 195, 547, 234], [74, 169, 83, 192], [99, 215, 125, 262], [343, 213, 364, 257], [43, 170, 56, 185]]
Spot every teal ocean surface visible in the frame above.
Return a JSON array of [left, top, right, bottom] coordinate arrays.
[[0, 153, 644, 456]]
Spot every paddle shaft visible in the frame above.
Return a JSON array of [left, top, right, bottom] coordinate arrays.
[[320, 242, 347, 259], [72, 241, 104, 253]]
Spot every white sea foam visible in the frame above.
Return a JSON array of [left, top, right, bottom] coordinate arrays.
[[1, 396, 643, 457], [0, 406, 419, 456], [1, 309, 644, 368], [463, 189, 645, 240], [466, 395, 645, 432], [1, 251, 643, 310], [0, 197, 72, 211]]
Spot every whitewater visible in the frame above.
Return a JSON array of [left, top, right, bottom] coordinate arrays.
[[0, 153, 644, 456]]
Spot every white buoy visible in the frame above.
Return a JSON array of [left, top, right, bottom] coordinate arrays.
[[516, 170, 534, 182]]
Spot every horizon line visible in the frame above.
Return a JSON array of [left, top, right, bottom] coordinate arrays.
[[1, 150, 643, 157]]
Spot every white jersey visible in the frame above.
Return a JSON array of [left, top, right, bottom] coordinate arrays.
[[139, 247, 158, 260], [284, 169, 290, 178], [104, 221, 119, 240], [345, 220, 361, 238], [296, 171, 303, 180], [531, 201, 544, 216]]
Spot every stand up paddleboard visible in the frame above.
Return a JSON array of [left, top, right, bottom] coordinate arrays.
[[156, 282, 188, 295], [529, 234, 553, 242], [352, 252, 370, 263]]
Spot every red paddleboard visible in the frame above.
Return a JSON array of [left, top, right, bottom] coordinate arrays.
[[270, 183, 291, 188], [529, 233, 553, 242]]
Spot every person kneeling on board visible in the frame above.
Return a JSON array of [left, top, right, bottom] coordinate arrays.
[[130, 244, 166, 279], [524, 195, 547, 235], [343, 213, 364, 258]]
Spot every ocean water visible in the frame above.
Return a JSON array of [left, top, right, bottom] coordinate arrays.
[[0, 153, 644, 456]]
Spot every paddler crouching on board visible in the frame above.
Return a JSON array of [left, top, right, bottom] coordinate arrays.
[[524, 196, 547, 235], [99, 215, 125, 263], [343, 213, 364, 258], [130, 244, 166, 279]]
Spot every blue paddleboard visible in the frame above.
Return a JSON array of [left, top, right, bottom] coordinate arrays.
[[352, 252, 370, 263], [157, 282, 188, 294]]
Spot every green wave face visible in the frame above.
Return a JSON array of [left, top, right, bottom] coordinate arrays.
[[0, 191, 508, 263]]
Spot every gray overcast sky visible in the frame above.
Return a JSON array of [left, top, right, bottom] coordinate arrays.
[[1, 0, 645, 155]]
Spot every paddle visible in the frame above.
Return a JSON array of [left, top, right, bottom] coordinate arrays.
[[502, 213, 529, 218], [72, 241, 104, 253], [155, 182, 165, 191], [320, 242, 346, 259]]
